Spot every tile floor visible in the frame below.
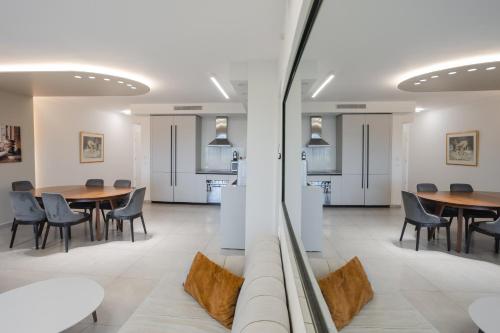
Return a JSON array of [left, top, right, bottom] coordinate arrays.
[[0, 203, 237, 333], [1, 204, 499, 332], [312, 207, 500, 333]]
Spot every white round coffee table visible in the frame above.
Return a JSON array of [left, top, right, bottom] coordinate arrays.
[[469, 296, 500, 333], [0, 277, 104, 333]]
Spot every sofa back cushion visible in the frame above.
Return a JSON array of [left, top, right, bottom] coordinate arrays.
[[231, 235, 290, 333]]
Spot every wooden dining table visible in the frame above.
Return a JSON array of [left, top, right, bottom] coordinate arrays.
[[417, 191, 500, 252], [32, 186, 133, 241]]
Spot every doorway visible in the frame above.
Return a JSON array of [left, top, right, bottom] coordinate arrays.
[[132, 124, 142, 187], [401, 123, 411, 191]]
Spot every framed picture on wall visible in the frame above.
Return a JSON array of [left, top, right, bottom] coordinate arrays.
[[80, 132, 104, 163], [446, 130, 478, 166], [0, 124, 22, 163]]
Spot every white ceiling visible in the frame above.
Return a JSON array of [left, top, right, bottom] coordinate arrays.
[[301, 0, 500, 102], [0, 0, 284, 102]]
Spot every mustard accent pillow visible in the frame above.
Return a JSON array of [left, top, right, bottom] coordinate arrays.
[[184, 252, 244, 329], [318, 256, 374, 330]]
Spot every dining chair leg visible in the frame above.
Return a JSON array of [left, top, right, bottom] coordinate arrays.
[[427, 227, 432, 241], [416, 226, 421, 251], [92, 310, 98, 322], [105, 218, 109, 241], [464, 218, 469, 242], [64, 226, 70, 253], [33, 224, 39, 249], [130, 218, 135, 242], [9, 221, 18, 248], [59, 227, 63, 239], [37, 221, 45, 238], [140, 214, 147, 234], [446, 225, 451, 251], [88, 218, 94, 242], [101, 209, 106, 222], [42, 225, 51, 249], [68, 226, 72, 240], [466, 228, 473, 253], [495, 238, 499, 254], [11, 219, 15, 232], [399, 221, 407, 242]]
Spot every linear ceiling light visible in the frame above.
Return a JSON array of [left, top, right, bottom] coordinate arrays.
[[312, 74, 335, 98], [210, 76, 229, 99]]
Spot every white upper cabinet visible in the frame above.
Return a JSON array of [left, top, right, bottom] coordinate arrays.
[[151, 116, 174, 173], [339, 114, 365, 175], [173, 116, 200, 173], [366, 114, 392, 175]]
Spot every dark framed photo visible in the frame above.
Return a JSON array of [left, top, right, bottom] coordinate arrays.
[[446, 131, 478, 166], [0, 125, 22, 163], [80, 132, 104, 163]]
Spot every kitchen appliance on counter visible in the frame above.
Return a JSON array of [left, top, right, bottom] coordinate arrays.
[[206, 179, 231, 203], [230, 150, 239, 172], [307, 180, 331, 205]]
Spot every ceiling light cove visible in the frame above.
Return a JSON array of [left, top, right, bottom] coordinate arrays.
[[312, 74, 335, 98], [0, 63, 153, 97], [397, 59, 500, 92], [210, 76, 230, 100]]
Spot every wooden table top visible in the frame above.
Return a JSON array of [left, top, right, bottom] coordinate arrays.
[[417, 191, 500, 209], [32, 185, 132, 201]]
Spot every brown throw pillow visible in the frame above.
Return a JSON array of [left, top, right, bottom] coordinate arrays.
[[318, 256, 374, 330], [184, 252, 244, 329]]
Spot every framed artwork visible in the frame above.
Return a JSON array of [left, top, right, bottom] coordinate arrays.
[[80, 132, 104, 163], [446, 130, 478, 166], [0, 125, 22, 163]]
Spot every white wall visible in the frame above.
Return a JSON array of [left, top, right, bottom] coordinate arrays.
[[0, 90, 34, 224], [245, 60, 280, 248], [34, 97, 136, 189], [408, 95, 500, 192]]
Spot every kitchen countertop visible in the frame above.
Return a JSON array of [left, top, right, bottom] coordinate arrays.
[[196, 169, 237, 175], [307, 170, 342, 176]]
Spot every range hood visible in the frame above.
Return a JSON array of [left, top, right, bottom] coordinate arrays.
[[307, 116, 330, 147], [208, 116, 232, 147]]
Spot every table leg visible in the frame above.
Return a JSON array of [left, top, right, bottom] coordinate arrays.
[[456, 208, 464, 252], [95, 201, 101, 241]]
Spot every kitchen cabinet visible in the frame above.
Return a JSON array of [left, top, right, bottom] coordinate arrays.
[[338, 114, 392, 206], [150, 115, 202, 203]]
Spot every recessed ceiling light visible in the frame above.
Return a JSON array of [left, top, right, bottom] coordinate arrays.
[[117, 81, 124, 84], [74, 75, 82, 79], [88, 76, 96, 79], [448, 71, 457, 75], [103, 78, 110, 81], [431, 75, 439, 78], [486, 66, 496, 71], [414, 82, 421, 85], [121, 109, 131, 116], [126, 83, 132, 87], [130, 86, 137, 90], [312, 74, 335, 98], [467, 68, 477, 72], [210, 76, 230, 99], [419, 79, 427, 82], [415, 107, 425, 113]]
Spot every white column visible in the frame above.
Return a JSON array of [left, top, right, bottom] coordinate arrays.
[[245, 60, 280, 248]]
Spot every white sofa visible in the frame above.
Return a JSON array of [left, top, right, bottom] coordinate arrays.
[[119, 235, 289, 333]]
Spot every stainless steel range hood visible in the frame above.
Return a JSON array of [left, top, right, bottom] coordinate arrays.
[[307, 116, 330, 147], [208, 116, 232, 147]]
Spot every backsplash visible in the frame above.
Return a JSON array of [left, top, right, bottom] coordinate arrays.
[[304, 146, 335, 171], [203, 146, 245, 170]]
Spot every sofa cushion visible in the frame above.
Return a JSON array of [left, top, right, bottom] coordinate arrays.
[[318, 257, 374, 330], [184, 252, 245, 329]]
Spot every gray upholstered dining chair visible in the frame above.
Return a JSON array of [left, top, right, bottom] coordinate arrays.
[[450, 183, 498, 239], [466, 217, 500, 254], [41, 193, 94, 253], [417, 183, 458, 221], [401, 191, 451, 251], [9, 191, 46, 249], [100, 179, 132, 219], [70, 179, 104, 214], [105, 187, 147, 242]]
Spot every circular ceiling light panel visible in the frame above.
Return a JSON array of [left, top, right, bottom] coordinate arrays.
[[0, 64, 151, 97], [398, 61, 500, 92]]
